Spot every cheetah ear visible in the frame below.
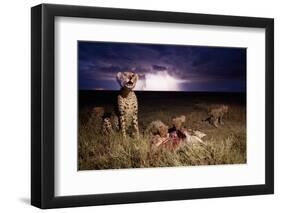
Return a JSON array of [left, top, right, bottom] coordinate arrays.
[[117, 72, 122, 80]]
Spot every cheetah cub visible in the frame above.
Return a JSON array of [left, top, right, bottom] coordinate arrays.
[[116, 71, 139, 138], [205, 104, 229, 128]]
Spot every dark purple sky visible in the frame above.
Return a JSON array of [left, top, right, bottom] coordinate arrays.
[[78, 41, 246, 92]]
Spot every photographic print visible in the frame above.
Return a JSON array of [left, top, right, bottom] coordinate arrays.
[[78, 41, 246, 170], [31, 4, 273, 208]]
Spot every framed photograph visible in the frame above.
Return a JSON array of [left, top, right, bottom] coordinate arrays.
[[31, 4, 274, 209]]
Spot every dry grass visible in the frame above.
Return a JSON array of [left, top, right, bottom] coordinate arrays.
[[78, 100, 246, 170]]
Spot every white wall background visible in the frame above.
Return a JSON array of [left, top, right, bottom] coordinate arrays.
[[0, 0, 279, 212]]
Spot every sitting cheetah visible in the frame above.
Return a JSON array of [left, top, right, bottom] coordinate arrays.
[[204, 104, 229, 128], [116, 71, 139, 138]]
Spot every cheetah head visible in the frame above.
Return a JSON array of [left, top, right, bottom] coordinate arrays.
[[172, 115, 186, 130], [158, 124, 168, 138], [222, 105, 229, 113], [117, 71, 138, 90]]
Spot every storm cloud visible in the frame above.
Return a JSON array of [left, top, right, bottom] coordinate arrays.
[[78, 41, 246, 92]]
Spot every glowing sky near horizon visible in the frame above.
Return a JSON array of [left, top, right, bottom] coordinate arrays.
[[135, 71, 189, 91], [78, 41, 246, 92]]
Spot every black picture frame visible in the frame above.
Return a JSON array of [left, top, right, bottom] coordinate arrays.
[[31, 3, 274, 209]]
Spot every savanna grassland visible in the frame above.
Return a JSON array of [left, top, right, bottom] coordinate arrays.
[[78, 91, 246, 170]]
